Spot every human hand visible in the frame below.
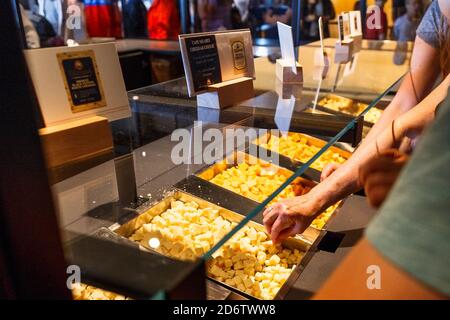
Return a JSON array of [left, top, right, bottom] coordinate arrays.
[[263, 195, 319, 244], [359, 149, 409, 209], [320, 163, 341, 182]]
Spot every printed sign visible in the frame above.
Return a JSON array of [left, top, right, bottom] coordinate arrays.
[[230, 37, 247, 74], [184, 35, 222, 93], [180, 29, 255, 96], [57, 50, 106, 113], [338, 12, 351, 42]]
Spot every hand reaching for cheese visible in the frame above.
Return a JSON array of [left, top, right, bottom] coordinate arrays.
[[263, 195, 318, 244]]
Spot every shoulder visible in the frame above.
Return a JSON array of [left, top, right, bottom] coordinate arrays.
[[417, 0, 445, 49], [395, 15, 406, 26]]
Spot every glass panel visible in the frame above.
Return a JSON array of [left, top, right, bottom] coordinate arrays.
[[41, 35, 407, 299]]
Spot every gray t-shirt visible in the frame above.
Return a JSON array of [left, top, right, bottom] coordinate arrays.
[[416, 0, 449, 48], [366, 91, 450, 297], [394, 15, 420, 42]]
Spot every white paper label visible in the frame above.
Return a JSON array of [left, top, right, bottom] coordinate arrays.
[[277, 22, 297, 74]]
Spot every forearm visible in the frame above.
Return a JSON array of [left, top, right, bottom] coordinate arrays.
[[306, 90, 417, 211], [309, 77, 449, 214]]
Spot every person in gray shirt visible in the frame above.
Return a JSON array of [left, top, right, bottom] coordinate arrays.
[[393, 0, 423, 41]]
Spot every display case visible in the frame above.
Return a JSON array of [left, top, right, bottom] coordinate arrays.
[[50, 39, 409, 300]]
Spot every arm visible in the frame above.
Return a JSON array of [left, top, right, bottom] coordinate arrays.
[[264, 75, 449, 243], [263, 37, 445, 243], [314, 238, 446, 299]]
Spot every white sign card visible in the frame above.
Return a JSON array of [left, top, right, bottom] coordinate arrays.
[[349, 11, 363, 36], [24, 43, 131, 127], [277, 22, 297, 74], [314, 17, 327, 66], [179, 29, 255, 97], [338, 12, 351, 42], [318, 17, 325, 54]]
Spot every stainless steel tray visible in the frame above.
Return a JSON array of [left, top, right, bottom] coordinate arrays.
[[196, 150, 317, 197], [195, 149, 345, 232], [316, 94, 385, 127], [254, 131, 352, 162], [110, 190, 313, 300]]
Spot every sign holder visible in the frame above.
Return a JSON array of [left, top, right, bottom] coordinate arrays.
[[24, 43, 124, 182], [179, 30, 255, 109], [39, 116, 114, 184], [276, 22, 303, 83], [196, 77, 254, 109], [335, 12, 354, 64]]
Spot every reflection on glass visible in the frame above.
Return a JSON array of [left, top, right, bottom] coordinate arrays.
[[301, 0, 335, 41]]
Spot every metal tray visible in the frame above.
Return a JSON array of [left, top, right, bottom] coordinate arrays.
[[196, 151, 317, 197], [316, 94, 384, 127], [110, 190, 312, 300], [195, 150, 345, 232], [254, 131, 352, 163]]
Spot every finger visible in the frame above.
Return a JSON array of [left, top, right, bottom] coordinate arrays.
[[270, 215, 294, 244], [320, 163, 338, 182], [274, 221, 307, 244], [366, 185, 389, 209], [359, 157, 395, 185], [364, 173, 398, 208], [273, 225, 296, 244], [263, 204, 279, 217], [263, 209, 279, 234], [377, 148, 403, 159]]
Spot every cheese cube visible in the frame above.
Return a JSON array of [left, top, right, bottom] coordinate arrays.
[[210, 265, 223, 278], [224, 259, 233, 269], [225, 278, 235, 286], [257, 252, 267, 263], [234, 261, 244, 270], [243, 267, 255, 276], [266, 254, 281, 266]]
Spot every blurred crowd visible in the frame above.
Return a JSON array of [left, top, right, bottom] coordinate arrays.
[[19, 0, 431, 49]]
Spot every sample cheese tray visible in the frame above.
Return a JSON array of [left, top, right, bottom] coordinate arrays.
[[84, 131, 352, 300], [196, 151, 342, 230], [111, 190, 311, 299], [254, 131, 351, 172], [317, 94, 384, 126]]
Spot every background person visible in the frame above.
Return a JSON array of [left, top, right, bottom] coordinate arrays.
[[394, 0, 423, 42], [147, 0, 180, 40], [301, 0, 335, 41], [19, 3, 40, 48], [122, 0, 147, 38], [198, 0, 233, 31]]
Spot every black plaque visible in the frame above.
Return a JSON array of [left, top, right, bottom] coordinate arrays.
[[185, 35, 222, 93], [57, 50, 106, 113]]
